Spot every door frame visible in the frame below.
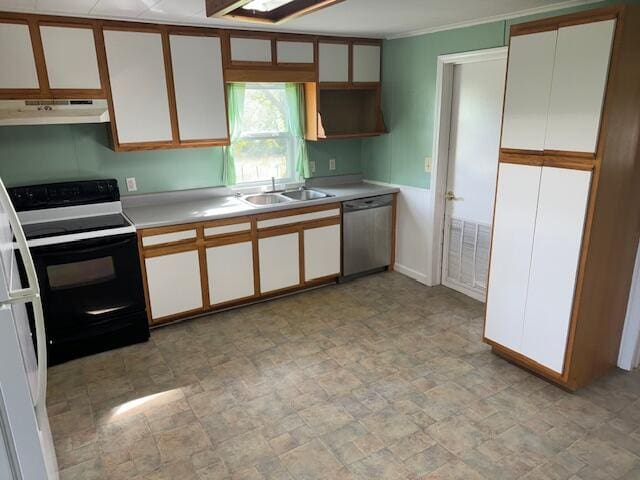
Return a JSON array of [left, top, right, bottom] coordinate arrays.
[[428, 46, 508, 291]]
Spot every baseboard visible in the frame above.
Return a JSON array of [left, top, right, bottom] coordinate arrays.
[[394, 263, 430, 286]]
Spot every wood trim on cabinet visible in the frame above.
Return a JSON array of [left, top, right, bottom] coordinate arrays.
[[203, 232, 253, 247], [198, 232, 211, 309], [257, 224, 300, 239], [161, 30, 180, 147], [499, 151, 596, 171], [251, 218, 261, 295], [509, 5, 621, 37], [255, 202, 341, 222], [28, 19, 50, 97], [224, 68, 315, 82], [389, 193, 397, 271], [486, 341, 570, 388], [137, 232, 154, 326], [298, 226, 306, 285], [300, 216, 341, 230]]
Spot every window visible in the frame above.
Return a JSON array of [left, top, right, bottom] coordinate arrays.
[[231, 83, 296, 185]]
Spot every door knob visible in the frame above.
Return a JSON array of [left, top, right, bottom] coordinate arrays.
[[445, 191, 461, 201]]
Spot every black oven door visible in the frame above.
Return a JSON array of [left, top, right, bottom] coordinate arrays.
[[31, 233, 146, 336]]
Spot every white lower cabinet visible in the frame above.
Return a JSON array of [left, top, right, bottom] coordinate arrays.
[[206, 241, 255, 305], [259, 232, 300, 294], [304, 224, 341, 281], [485, 163, 541, 352], [485, 163, 591, 374], [521, 167, 591, 372], [145, 249, 203, 320]]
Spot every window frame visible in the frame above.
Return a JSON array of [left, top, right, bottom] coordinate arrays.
[[232, 83, 298, 187]]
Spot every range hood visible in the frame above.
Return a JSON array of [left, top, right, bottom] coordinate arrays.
[[0, 99, 109, 126]]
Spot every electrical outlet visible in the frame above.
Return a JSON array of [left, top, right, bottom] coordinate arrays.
[[425, 157, 433, 173], [329, 158, 336, 171], [126, 177, 138, 192], [310, 161, 316, 174]]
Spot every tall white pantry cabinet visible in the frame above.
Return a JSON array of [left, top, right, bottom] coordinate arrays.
[[483, 6, 640, 390]]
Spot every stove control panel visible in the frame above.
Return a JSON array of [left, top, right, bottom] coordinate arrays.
[[8, 179, 120, 211]]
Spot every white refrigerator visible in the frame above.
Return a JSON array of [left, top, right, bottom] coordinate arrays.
[[0, 177, 58, 479]]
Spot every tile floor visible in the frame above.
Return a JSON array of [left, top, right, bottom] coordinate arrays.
[[48, 272, 640, 479]]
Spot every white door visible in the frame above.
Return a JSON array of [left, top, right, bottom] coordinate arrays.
[[353, 44, 381, 83], [318, 42, 349, 83], [170, 34, 228, 142], [259, 232, 300, 293], [521, 167, 591, 373], [304, 224, 341, 281], [501, 30, 557, 151], [544, 20, 615, 154], [40, 25, 101, 90], [484, 163, 542, 352], [442, 57, 507, 301], [103, 29, 173, 144], [145, 249, 203, 320], [206, 241, 255, 305], [0, 22, 39, 89]]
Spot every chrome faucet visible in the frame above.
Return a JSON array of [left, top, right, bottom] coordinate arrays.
[[271, 177, 276, 192]]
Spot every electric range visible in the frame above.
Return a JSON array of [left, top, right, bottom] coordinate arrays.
[[8, 179, 149, 365]]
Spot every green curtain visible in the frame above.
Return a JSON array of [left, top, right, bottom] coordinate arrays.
[[285, 83, 310, 180], [223, 83, 246, 185]]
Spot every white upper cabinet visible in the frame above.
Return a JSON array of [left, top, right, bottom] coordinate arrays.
[[501, 30, 557, 151], [276, 40, 314, 64], [170, 34, 228, 142], [0, 22, 39, 89], [353, 44, 381, 83], [230, 37, 272, 63], [521, 167, 591, 373], [485, 163, 542, 352], [544, 20, 616, 154], [319, 42, 349, 83], [40, 25, 101, 90], [103, 29, 173, 144]]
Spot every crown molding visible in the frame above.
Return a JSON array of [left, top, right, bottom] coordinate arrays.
[[385, 0, 602, 40]]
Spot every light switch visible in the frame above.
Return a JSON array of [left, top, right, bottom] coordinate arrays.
[[329, 158, 336, 171], [126, 177, 138, 192], [425, 157, 433, 173]]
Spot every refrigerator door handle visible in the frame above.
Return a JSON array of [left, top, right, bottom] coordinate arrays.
[[0, 180, 47, 427]]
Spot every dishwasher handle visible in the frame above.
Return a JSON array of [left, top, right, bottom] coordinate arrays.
[[343, 194, 394, 212]]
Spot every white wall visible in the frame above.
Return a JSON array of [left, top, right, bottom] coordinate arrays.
[[619, 241, 640, 370], [365, 181, 434, 285]]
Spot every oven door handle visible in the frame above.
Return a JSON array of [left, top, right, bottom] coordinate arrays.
[[0, 179, 48, 429], [36, 235, 135, 256]]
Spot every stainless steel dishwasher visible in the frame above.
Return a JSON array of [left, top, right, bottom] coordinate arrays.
[[342, 194, 393, 278]]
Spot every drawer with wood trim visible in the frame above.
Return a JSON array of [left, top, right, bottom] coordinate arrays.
[[255, 203, 341, 230], [140, 224, 200, 248], [202, 216, 253, 239]]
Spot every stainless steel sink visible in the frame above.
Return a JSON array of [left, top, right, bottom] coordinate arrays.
[[282, 189, 332, 201], [241, 193, 293, 205]]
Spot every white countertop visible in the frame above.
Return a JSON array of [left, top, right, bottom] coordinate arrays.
[[123, 180, 398, 229]]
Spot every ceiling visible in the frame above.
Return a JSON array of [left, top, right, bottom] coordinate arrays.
[[0, 0, 598, 38]]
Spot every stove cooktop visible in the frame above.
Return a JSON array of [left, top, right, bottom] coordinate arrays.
[[21, 214, 131, 240]]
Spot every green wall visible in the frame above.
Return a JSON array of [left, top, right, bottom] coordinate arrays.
[[362, 0, 637, 189], [0, 123, 362, 194]]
